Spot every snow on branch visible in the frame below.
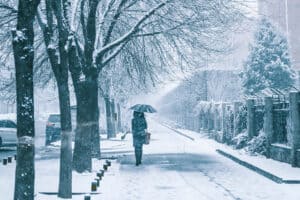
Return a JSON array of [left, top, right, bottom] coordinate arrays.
[[96, 0, 116, 48], [36, 7, 47, 30], [95, 1, 169, 64], [101, 40, 128, 67], [102, 0, 127, 46], [70, 0, 81, 32], [132, 20, 187, 38]]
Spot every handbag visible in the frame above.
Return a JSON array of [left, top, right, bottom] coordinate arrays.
[[144, 132, 151, 145]]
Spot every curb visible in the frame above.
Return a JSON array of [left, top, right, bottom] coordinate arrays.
[[156, 121, 195, 141], [154, 118, 300, 184], [216, 149, 300, 184]]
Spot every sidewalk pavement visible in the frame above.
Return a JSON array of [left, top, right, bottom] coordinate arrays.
[[158, 119, 300, 184], [2, 118, 300, 200], [0, 133, 134, 200]]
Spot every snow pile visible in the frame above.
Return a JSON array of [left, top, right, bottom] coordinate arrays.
[[245, 131, 267, 156], [231, 131, 248, 149], [230, 130, 267, 156]]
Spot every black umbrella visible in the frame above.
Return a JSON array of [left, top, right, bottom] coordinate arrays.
[[130, 104, 157, 113]]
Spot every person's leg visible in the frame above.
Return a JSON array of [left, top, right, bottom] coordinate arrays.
[[139, 145, 143, 164], [137, 145, 143, 165], [134, 147, 139, 166]]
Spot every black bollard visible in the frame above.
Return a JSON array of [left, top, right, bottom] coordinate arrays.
[[99, 169, 104, 177], [103, 164, 108, 171], [3, 158, 7, 165], [14, 155, 17, 160], [84, 195, 91, 200], [94, 178, 100, 187], [7, 157, 12, 163], [96, 172, 102, 178], [91, 181, 97, 192], [106, 160, 111, 166]]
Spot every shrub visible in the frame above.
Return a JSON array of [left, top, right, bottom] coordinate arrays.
[[231, 131, 248, 149], [246, 131, 267, 156]]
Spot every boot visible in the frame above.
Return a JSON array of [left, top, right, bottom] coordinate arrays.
[[138, 149, 143, 165], [137, 148, 142, 165], [135, 148, 139, 166]]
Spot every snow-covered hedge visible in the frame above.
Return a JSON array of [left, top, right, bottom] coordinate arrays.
[[194, 101, 213, 115], [231, 130, 267, 156], [245, 131, 267, 156], [231, 131, 248, 149], [235, 105, 247, 134]]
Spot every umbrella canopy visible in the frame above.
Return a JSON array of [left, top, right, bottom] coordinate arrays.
[[130, 104, 157, 113]]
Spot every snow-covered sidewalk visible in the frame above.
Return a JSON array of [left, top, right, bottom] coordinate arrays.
[[160, 121, 300, 182], [1, 135, 132, 200], [2, 117, 300, 199]]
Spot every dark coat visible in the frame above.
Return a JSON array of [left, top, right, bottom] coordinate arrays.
[[132, 116, 147, 147]]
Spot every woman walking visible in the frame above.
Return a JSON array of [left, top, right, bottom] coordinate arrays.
[[131, 111, 147, 166]]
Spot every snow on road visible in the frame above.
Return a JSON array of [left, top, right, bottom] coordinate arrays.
[[1, 117, 300, 200], [99, 118, 300, 200]]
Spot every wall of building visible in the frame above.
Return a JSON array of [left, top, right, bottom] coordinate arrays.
[[0, 102, 15, 114]]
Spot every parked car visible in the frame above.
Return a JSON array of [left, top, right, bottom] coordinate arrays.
[[45, 114, 61, 145], [0, 119, 17, 148]]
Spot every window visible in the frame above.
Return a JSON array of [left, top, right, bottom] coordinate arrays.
[[0, 120, 6, 128], [49, 115, 60, 122], [6, 120, 17, 128], [0, 120, 17, 128]]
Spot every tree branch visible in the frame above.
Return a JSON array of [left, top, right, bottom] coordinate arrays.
[[101, 40, 128, 68], [102, 0, 128, 46], [0, 3, 17, 13], [80, 0, 87, 43], [95, 1, 169, 66]]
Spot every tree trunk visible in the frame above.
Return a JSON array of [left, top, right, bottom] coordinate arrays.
[[117, 103, 122, 132], [12, 1, 40, 199], [68, 39, 96, 172], [111, 99, 116, 137], [105, 97, 113, 138], [73, 81, 93, 172], [57, 78, 72, 198], [90, 79, 100, 158], [72, 76, 100, 172]]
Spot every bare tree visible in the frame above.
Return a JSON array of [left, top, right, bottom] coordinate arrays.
[[0, 0, 73, 197], [36, 0, 73, 197], [98, 60, 156, 138], [1, 0, 247, 175], [67, 0, 244, 172], [12, 1, 40, 199], [0, 1, 54, 100]]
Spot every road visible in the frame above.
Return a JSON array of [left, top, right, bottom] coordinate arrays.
[[2, 118, 300, 200], [100, 118, 300, 200]]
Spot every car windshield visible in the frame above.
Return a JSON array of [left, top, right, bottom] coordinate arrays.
[[48, 115, 60, 122], [0, 120, 17, 128]]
